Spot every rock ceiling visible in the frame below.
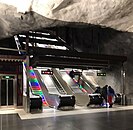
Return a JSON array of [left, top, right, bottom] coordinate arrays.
[[0, 0, 133, 39]]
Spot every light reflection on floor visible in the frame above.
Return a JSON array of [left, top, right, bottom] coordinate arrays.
[[1, 105, 133, 120]]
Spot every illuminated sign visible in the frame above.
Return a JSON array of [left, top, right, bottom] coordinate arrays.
[[2, 76, 15, 79], [97, 73, 106, 76], [41, 70, 53, 75]]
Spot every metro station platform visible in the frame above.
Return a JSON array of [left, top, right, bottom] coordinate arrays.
[[1, 105, 133, 130]]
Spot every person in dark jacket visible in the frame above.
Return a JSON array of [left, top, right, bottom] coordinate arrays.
[[101, 85, 108, 103], [69, 70, 75, 79], [94, 86, 102, 94], [107, 86, 115, 108]]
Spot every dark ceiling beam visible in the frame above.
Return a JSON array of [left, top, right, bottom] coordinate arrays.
[[31, 61, 109, 70], [31, 55, 109, 65], [28, 47, 127, 63], [30, 54, 121, 70], [29, 46, 127, 69], [0, 55, 25, 62], [32, 62, 108, 70]]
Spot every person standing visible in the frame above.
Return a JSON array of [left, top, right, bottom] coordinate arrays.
[[101, 85, 108, 103], [107, 86, 115, 108], [69, 70, 75, 79]]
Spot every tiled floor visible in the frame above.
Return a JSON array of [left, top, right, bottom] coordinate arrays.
[[1, 105, 133, 130]]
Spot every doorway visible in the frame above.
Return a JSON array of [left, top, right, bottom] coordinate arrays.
[[0, 75, 16, 107]]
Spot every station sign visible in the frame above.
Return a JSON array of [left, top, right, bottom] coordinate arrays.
[[41, 70, 53, 75], [97, 73, 106, 76]]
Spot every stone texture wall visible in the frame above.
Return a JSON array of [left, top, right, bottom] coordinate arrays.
[[0, 0, 133, 39], [100, 31, 133, 95]]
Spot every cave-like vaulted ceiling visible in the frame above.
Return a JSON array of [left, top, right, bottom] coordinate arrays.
[[0, 0, 133, 40]]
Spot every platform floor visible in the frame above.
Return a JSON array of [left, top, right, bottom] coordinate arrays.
[[1, 105, 133, 130]]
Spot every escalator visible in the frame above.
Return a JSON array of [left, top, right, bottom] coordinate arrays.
[[28, 67, 48, 105], [74, 75, 94, 94], [34, 69, 75, 109], [73, 73, 104, 106], [82, 71, 98, 91], [51, 74, 66, 95], [53, 69, 90, 106], [80, 71, 105, 106]]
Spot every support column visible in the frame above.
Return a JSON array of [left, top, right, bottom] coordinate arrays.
[[121, 63, 126, 105], [25, 33, 30, 113]]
